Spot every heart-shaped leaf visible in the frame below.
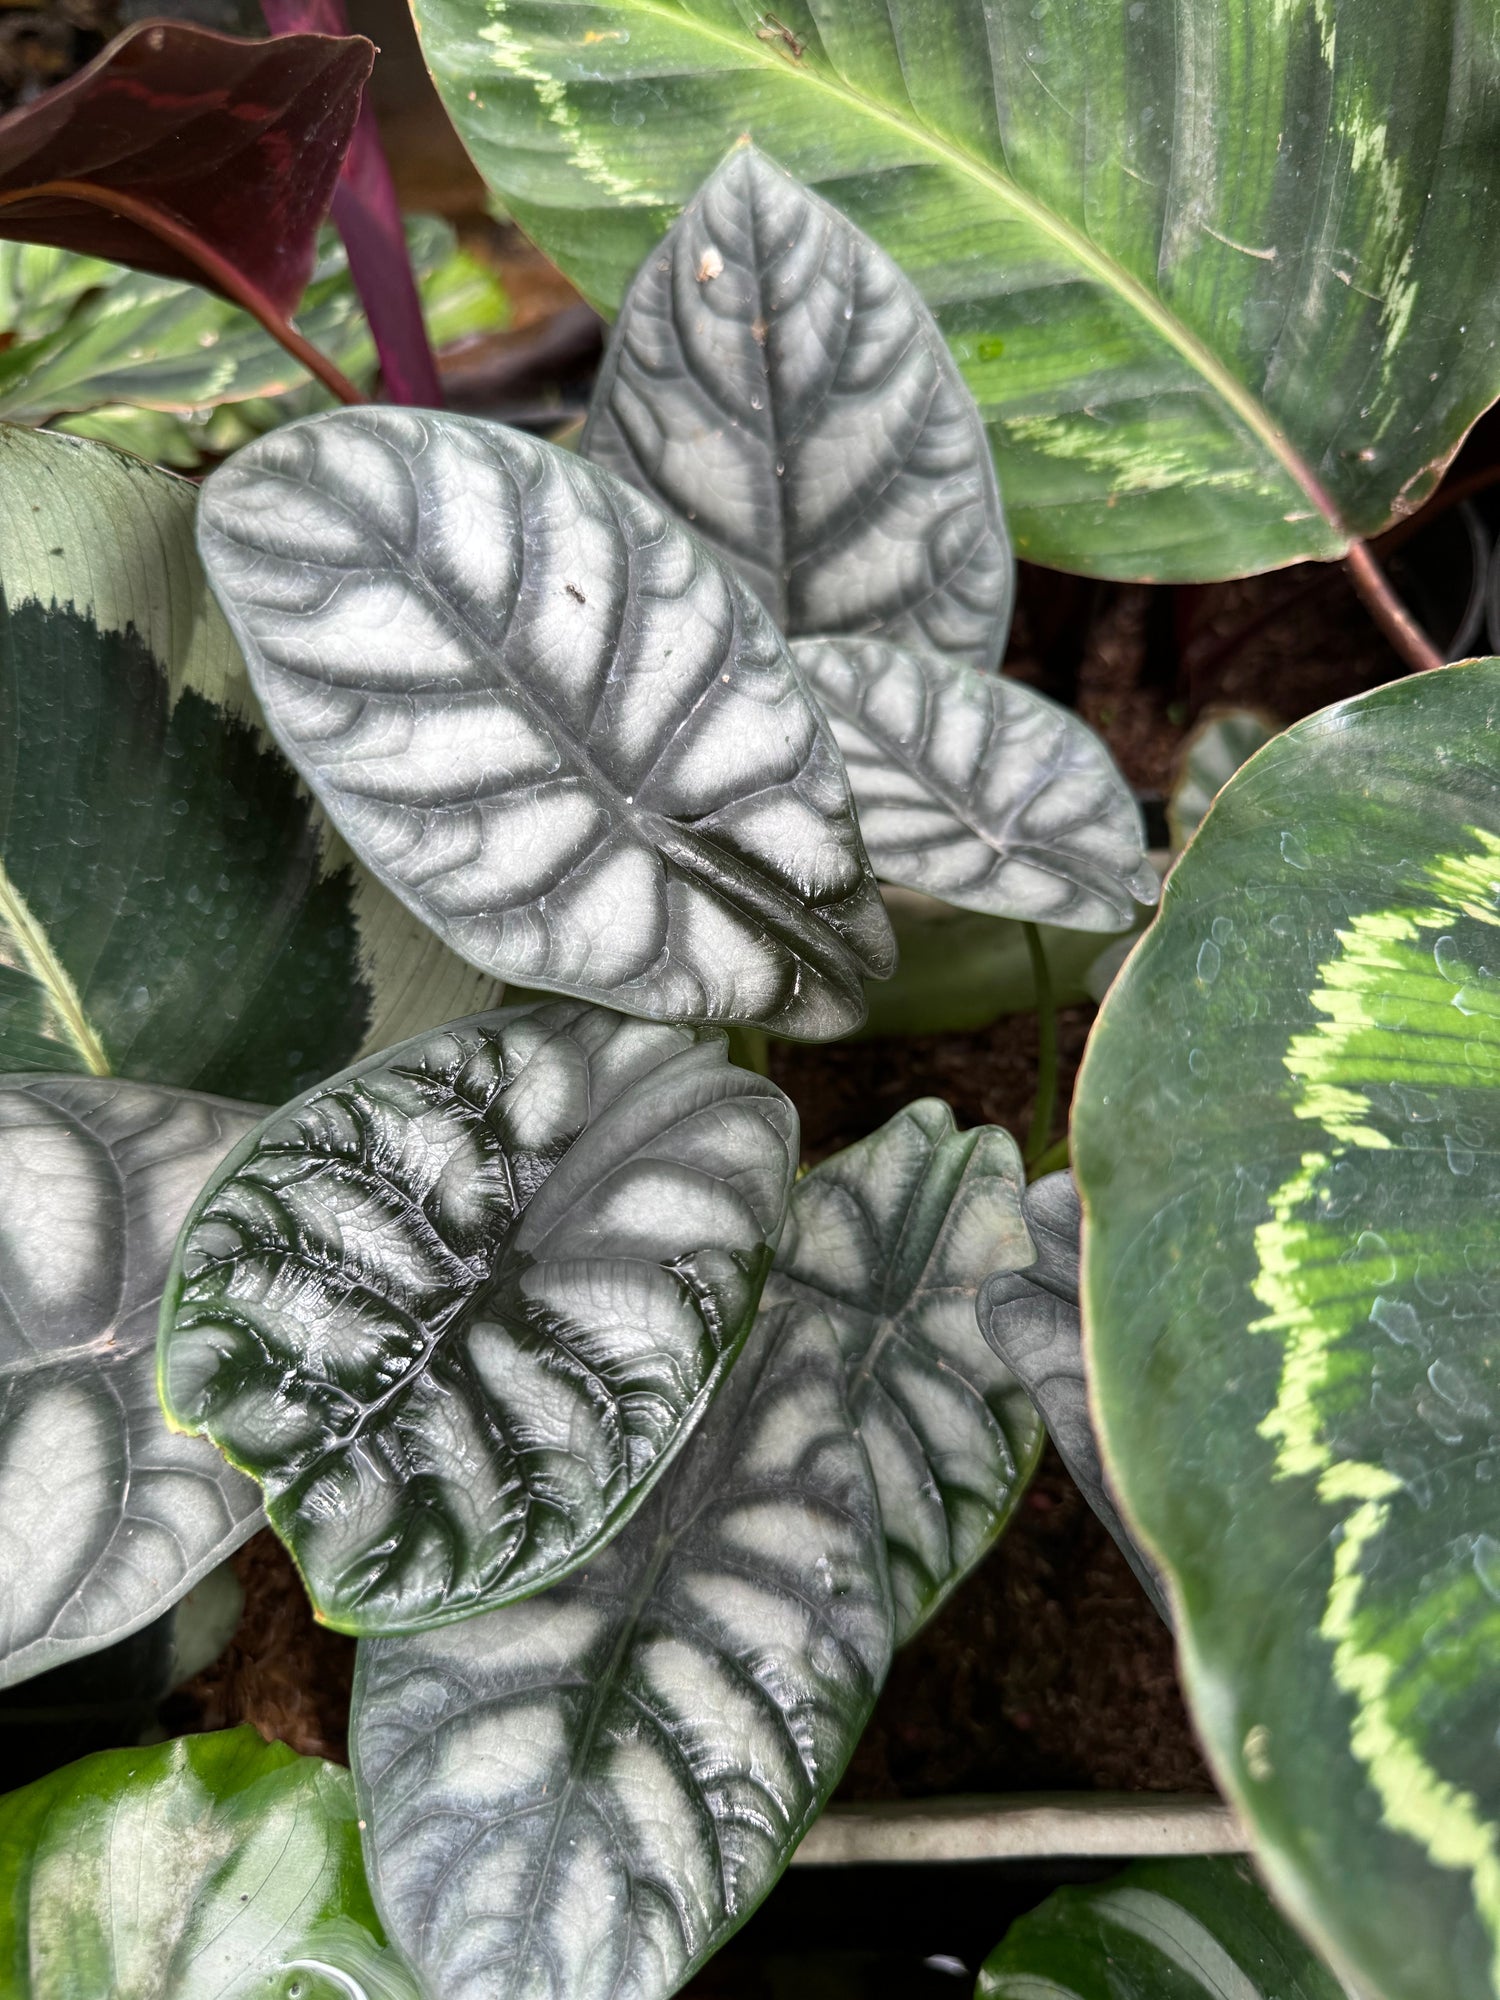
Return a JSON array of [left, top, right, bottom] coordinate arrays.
[[0, 22, 371, 316], [760, 1099, 1042, 1641], [978, 1173, 1168, 1622], [793, 635, 1155, 929], [0, 1726, 419, 1999], [0, 1077, 261, 1691], [415, 0, 1500, 581], [352, 1298, 891, 2000], [1075, 658, 1500, 2000], [197, 407, 895, 1039], [978, 1857, 1352, 2000], [159, 1002, 799, 1635], [583, 144, 1011, 672], [0, 423, 498, 1098]]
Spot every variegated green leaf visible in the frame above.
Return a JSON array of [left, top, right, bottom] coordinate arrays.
[[1076, 658, 1500, 2000], [351, 1299, 890, 2000], [583, 144, 1011, 670], [159, 1002, 799, 1635], [793, 634, 1154, 929], [0, 424, 498, 1099], [414, 0, 1500, 580], [760, 1099, 1043, 1641], [197, 407, 894, 1038]]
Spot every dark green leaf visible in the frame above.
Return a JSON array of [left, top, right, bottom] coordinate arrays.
[[978, 1856, 1351, 2000], [0, 1726, 419, 1998], [159, 1002, 799, 1635], [413, 0, 1500, 580], [352, 1298, 890, 2000], [760, 1099, 1042, 1641], [583, 144, 1011, 670], [1075, 658, 1500, 2000]]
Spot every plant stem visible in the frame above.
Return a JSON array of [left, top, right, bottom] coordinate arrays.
[[1023, 922, 1058, 1168], [1344, 538, 1445, 674], [0, 181, 364, 406], [1027, 1135, 1071, 1180]]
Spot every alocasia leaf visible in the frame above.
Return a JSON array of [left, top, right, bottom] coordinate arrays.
[[759, 1099, 1043, 1641], [0, 22, 371, 315], [977, 1173, 1169, 1622], [978, 1857, 1352, 2000], [582, 144, 1011, 672], [159, 1002, 799, 1636], [352, 1298, 891, 2000], [196, 407, 895, 1039], [793, 634, 1155, 929], [0, 1078, 261, 1692], [0, 1727, 419, 1999], [415, 0, 1500, 581], [1074, 658, 1500, 2000], [0, 423, 498, 1099]]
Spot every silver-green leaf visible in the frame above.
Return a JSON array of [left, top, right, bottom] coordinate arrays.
[[760, 1100, 1043, 1641], [583, 144, 1012, 672], [0, 1077, 261, 1691], [197, 408, 895, 1039], [793, 634, 1155, 929], [158, 1002, 799, 1636], [352, 1299, 891, 2000]]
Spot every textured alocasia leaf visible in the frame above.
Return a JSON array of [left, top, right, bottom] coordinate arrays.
[[352, 1298, 890, 2000], [793, 634, 1154, 929], [978, 1857, 1352, 2000], [760, 1100, 1042, 1641], [160, 1002, 799, 1635], [197, 406, 894, 1038], [0, 1078, 261, 1692], [1168, 708, 1279, 851], [0, 1727, 419, 1999], [414, 0, 1500, 581], [977, 1174, 1168, 1622], [583, 144, 1011, 671], [0, 424, 498, 1098], [1075, 659, 1500, 2000], [0, 22, 371, 315]]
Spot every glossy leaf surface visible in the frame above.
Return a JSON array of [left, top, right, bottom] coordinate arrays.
[[1168, 708, 1279, 851], [0, 23, 371, 314], [416, 0, 1500, 580], [353, 1300, 890, 2000], [160, 1003, 799, 1635], [0, 1079, 260, 1690], [979, 1857, 1351, 2000], [978, 1173, 1168, 1621], [761, 1100, 1042, 1641], [0, 1726, 419, 1999], [583, 144, 1010, 670], [0, 424, 497, 1097], [199, 407, 894, 1038], [1075, 659, 1500, 2000], [794, 634, 1154, 929]]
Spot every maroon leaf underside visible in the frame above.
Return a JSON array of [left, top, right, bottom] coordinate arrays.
[[0, 20, 373, 315]]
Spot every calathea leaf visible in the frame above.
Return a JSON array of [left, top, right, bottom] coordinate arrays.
[[1074, 657, 1500, 2000], [415, 0, 1500, 582], [197, 407, 895, 1039], [760, 1099, 1043, 1641], [0, 1726, 419, 1999], [0, 1076, 261, 1692], [0, 424, 499, 1100], [582, 144, 1012, 673], [159, 1001, 799, 1636], [978, 1856, 1353, 2000], [793, 634, 1155, 930], [978, 1173, 1169, 1622], [352, 1298, 891, 2000]]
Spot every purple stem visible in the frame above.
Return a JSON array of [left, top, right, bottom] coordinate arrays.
[[260, 0, 441, 406]]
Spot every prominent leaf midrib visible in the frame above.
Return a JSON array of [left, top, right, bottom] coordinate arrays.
[[0, 855, 110, 1075], [570, 0, 1344, 537]]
